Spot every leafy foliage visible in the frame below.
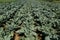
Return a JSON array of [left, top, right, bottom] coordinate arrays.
[[0, 0, 60, 40], [0, 0, 16, 3]]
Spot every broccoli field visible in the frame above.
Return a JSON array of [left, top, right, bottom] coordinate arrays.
[[0, 0, 60, 40]]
